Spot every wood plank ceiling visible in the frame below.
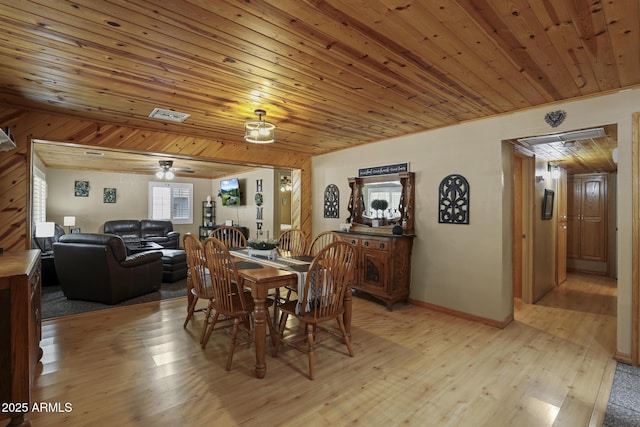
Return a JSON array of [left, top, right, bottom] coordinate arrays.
[[0, 0, 638, 175]]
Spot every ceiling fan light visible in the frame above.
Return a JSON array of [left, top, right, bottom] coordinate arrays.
[[165, 171, 175, 180], [155, 170, 164, 179]]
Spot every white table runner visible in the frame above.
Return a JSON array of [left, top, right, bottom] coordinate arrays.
[[230, 249, 311, 313]]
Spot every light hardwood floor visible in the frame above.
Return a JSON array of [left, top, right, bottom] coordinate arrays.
[[11, 273, 617, 426]]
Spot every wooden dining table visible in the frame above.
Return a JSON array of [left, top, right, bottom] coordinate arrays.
[[231, 252, 353, 379]]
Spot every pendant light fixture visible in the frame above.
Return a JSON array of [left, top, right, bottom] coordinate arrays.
[[244, 109, 275, 144]]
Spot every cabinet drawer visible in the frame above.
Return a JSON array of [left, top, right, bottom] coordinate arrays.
[[361, 239, 388, 250], [347, 237, 389, 251]]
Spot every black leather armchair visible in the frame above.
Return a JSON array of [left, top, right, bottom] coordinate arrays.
[[32, 223, 65, 286], [53, 233, 163, 304], [103, 219, 180, 249]]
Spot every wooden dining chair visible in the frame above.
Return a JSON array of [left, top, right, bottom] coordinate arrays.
[[202, 237, 276, 371], [183, 233, 215, 344], [273, 240, 356, 380], [209, 226, 247, 249], [278, 229, 308, 256], [275, 229, 309, 317], [307, 231, 342, 256]]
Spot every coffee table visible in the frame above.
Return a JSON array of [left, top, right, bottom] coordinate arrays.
[[125, 240, 163, 255]]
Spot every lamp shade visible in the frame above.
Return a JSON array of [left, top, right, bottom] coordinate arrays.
[[35, 222, 56, 238], [63, 216, 76, 227]]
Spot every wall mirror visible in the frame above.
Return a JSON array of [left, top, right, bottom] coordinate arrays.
[[346, 172, 415, 235]]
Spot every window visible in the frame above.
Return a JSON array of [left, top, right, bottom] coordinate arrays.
[[32, 167, 47, 224], [148, 182, 193, 224]]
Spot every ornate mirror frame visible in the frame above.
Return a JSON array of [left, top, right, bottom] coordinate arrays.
[[346, 172, 415, 235]]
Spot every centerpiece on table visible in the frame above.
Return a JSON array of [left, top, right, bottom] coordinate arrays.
[[247, 238, 279, 260]]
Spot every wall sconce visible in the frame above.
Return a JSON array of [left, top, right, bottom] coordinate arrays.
[[547, 163, 561, 179], [535, 175, 545, 183]]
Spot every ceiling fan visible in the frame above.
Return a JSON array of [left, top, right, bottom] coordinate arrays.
[[136, 160, 194, 179]]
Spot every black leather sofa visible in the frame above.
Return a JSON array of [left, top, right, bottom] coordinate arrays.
[[53, 233, 163, 304], [103, 219, 180, 249], [32, 223, 65, 286]]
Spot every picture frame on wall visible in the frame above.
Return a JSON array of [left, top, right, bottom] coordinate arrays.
[[103, 188, 117, 203], [542, 189, 554, 220], [74, 180, 90, 197]]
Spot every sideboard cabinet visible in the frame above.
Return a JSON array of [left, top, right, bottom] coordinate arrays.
[[338, 231, 414, 310], [0, 250, 42, 427]]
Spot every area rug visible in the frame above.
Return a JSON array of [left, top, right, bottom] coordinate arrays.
[[603, 362, 640, 426], [41, 279, 187, 319]]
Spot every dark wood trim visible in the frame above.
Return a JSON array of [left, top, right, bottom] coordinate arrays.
[[408, 298, 514, 329]]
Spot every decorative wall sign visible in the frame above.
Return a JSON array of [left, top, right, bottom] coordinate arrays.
[[544, 110, 566, 128], [256, 179, 263, 193], [256, 207, 263, 220], [103, 188, 116, 203], [438, 174, 470, 224], [254, 192, 263, 206], [256, 222, 263, 230], [74, 180, 90, 197], [358, 163, 408, 177], [324, 184, 339, 218]]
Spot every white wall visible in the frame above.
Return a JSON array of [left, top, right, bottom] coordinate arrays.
[[212, 168, 277, 241], [312, 89, 638, 356], [533, 157, 557, 302]]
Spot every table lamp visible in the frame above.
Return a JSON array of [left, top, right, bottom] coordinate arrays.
[[35, 222, 56, 238], [63, 216, 76, 233]]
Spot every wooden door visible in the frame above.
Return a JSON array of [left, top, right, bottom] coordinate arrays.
[[556, 168, 567, 284], [557, 222, 567, 284], [513, 156, 523, 299], [361, 248, 388, 292], [566, 176, 582, 259], [556, 168, 568, 222], [566, 174, 608, 274], [580, 175, 607, 261]]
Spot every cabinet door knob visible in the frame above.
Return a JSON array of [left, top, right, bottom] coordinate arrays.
[[364, 241, 369, 247], [379, 243, 385, 249]]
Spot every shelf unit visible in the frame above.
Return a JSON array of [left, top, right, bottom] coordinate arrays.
[[199, 200, 216, 240]]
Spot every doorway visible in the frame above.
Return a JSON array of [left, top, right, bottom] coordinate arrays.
[[510, 125, 619, 361], [275, 169, 293, 238]]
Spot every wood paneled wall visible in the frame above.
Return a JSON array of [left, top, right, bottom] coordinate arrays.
[[0, 107, 312, 251]]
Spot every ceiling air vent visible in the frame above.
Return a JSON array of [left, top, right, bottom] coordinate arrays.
[[148, 108, 190, 123], [517, 127, 606, 145]]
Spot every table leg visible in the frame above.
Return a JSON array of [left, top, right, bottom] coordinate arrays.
[[252, 293, 268, 379], [344, 287, 352, 337]]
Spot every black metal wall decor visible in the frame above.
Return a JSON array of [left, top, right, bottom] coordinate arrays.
[[324, 184, 340, 218], [544, 110, 566, 128], [255, 179, 263, 234], [438, 174, 470, 224]]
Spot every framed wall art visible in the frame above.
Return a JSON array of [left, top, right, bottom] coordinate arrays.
[[74, 180, 90, 197], [542, 189, 554, 220], [103, 188, 117, 203]]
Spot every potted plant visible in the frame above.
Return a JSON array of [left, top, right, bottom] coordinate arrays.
[[371, 199, 388, 218]]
